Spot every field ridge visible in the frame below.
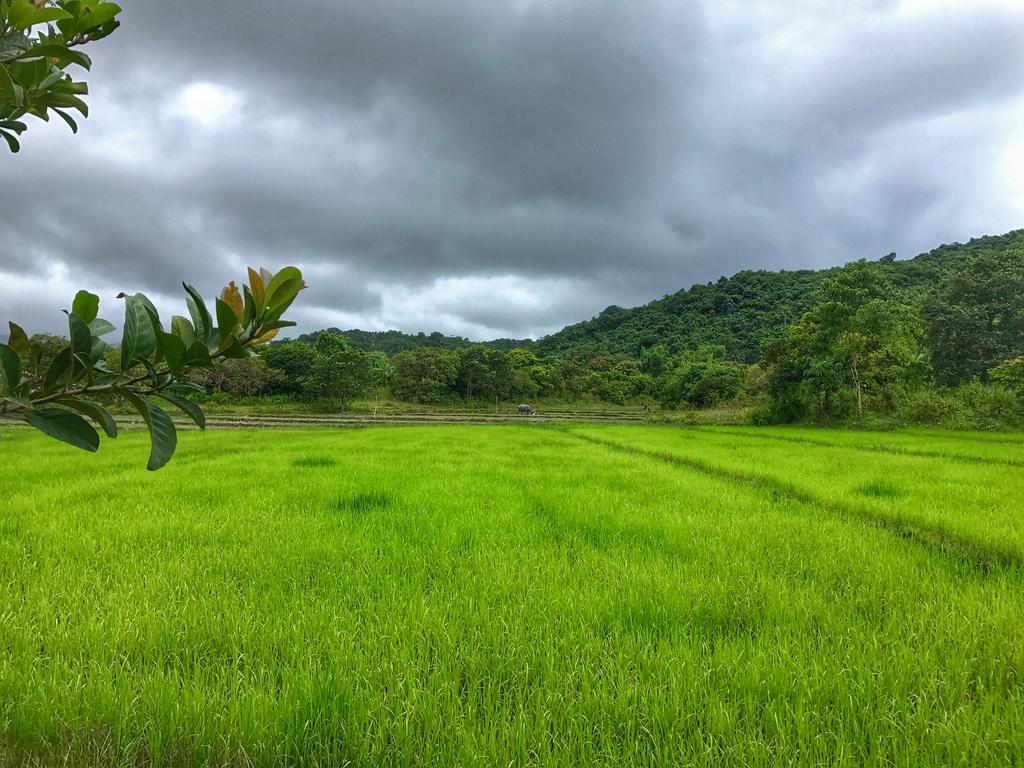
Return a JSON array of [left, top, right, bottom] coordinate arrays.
[[569, 430, 1022, 573]]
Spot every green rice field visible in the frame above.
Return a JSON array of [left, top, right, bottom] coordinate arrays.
[[1, 424, 1022, 766]]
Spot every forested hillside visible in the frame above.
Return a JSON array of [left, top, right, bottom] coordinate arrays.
[[535, 230, 1024, 362]]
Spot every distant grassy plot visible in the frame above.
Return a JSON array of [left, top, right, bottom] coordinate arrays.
[[1, 425, 1022, 766]]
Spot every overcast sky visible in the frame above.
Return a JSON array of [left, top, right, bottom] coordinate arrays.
[[3, 0, 1023, 340]]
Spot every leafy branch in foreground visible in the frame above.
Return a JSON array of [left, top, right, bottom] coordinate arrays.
[[1, 0, 122, 152], [0, 267, 307, 470]]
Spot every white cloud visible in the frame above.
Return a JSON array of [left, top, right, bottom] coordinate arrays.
[[167, 82, 245, 130]]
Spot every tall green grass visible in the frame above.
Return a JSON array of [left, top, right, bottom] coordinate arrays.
[[1, 425, 1022, 766]]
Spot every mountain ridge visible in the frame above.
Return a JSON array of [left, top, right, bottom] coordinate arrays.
[[304, 229, 1024, 362]]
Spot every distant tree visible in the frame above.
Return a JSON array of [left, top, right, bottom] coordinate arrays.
[[191, 356, 280, 399], [658, 345, 744, 408], [262, 340, 317, 397], [0, 268, 307, 468], [923, 249, 1024, 384], [302, 333, 372, 409], [0, 0, 123, 151], [990, 356, 1024, 398], [390, 348, 459, 403], [367, 351, 394, 390], [763, 261, 921, 420]]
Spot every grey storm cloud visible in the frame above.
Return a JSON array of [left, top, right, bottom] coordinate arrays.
[[2, 0, 1023, 339]]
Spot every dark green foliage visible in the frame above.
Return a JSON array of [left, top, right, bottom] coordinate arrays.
[[0, 0, 122, 152], [297, 328, 534, 355], [763, 261, 923, 421], [537, 231, 1024, 363], [659, 346, 744, 408], [391, 348, 460, 403], [923, 249, 1024, 384], [303, 333, 372, 408], [990, 357, 1024, 398]]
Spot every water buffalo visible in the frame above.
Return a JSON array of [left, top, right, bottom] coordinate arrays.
[[517, 404, 536, 416]]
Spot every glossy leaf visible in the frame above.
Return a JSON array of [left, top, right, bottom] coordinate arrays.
[[67, 312, 92, 369], [44, 347, 72, 390], [71, 290, 99, 323], [156, 392, 206, 430], [216, 298, 241, 348], [171, 315, 197, 348], [118, 390, 177, 471], [7, 323, 30, 359], [265, 267, 303, 307], [183, 284, 213, 346], [0, 343, 21, 394], [160, 332, 188, 375], [21, 408, 99, 452], [55, 397, 117, 438], [88, 318, 115, 337], [120, 294, 156, 370]]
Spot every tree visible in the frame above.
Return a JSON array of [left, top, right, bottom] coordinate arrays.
[[1, 0, 122, 152], [390, 348, 459, 403], [923, 249, 1024, 384], [659, 345, 744, 408], [262, 340, 317, 397], [0, 267, 307, 468], [302, 332, 372, 409], [990, 356, 1024, 398], [763, 261, 921, 420]]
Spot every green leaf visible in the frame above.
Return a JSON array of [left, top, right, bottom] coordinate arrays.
[[20, 408, 99, 452], [159, 331, 187, 375], [118, 390, 177, 471], [67, 312, 92, 369], [7, 323, 30, 359], [0, 65, 18, 105], [0, 343, 21, 395], [54, 397, 117, 438], [78, 2, 121, 32], [53, 108, 78, 134], [183, 284, 213, 347], [21, 43, 91, 69], [88, 318, 116, 337], [170, 315, 196, 348], [44, 347, 72, 390], [89, 337, 108, 365], [242, 284, 257, 328], [217, 339, 249, 360], [156, 392, 205, 430], [215, 298, 240, 348], [0, 128, 20, 153], [120, 294, 156, 369], [265, 267, 303, 307], [72, 290, 99, 323], [184, 341, 214, 368], [6, 0, 73, 28]]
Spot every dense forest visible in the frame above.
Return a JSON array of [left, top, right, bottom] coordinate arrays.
[[536, 231, 1024, 362]]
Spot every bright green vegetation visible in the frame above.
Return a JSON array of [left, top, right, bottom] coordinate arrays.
[[176, 230, 1024, 427], [2, 425, 1023, 766]]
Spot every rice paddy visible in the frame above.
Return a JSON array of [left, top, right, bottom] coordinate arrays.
[[1, 423, 1022, 766]]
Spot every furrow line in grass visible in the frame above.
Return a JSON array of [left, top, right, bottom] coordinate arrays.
[[688, 426, 1024, 468], [569, 431, 1021, 574]]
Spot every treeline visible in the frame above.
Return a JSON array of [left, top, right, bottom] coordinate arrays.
[[293, 328, 533, 355], [185, 230, 1024, 427], [18, 231, 1024, 426]]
